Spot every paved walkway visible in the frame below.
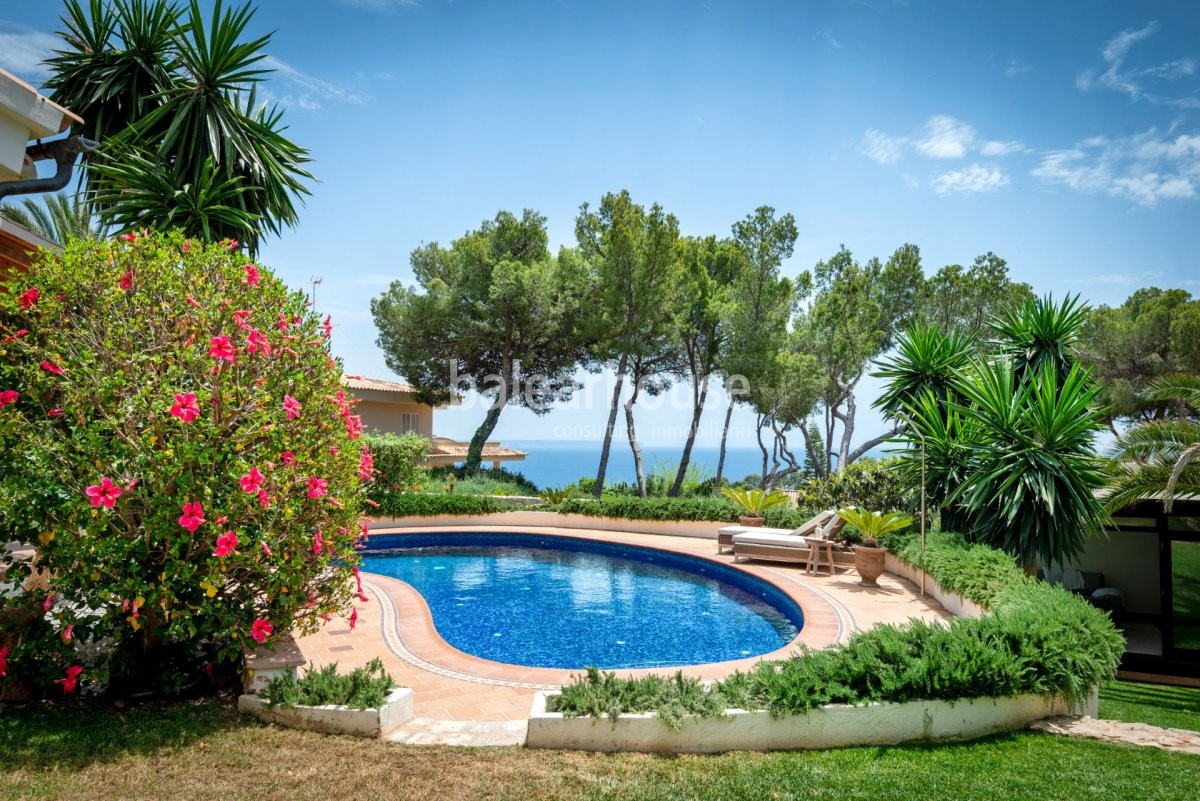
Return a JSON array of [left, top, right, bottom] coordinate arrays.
[[295, 525, 951, 740], [1030, 716, 1200, 755]]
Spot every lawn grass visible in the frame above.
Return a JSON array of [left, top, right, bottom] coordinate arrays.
[[2, 700, 1198, 801], [1099, 679, 1200, 732]]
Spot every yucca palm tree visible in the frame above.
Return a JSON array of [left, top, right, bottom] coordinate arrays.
[[0, 192, 104, 242], [44, 0, 311, 254], [951, 360, 1109, 567], [990, 293, 1088, 383], [872, 323, 976, 421], [1106, 374, 1200, 513]]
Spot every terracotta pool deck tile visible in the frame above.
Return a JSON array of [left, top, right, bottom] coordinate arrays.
[[294, 524, 951, 727]]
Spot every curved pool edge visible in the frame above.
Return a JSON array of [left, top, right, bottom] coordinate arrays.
[[358, 525, 850, 687]]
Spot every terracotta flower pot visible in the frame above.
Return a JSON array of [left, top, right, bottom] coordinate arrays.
[[853, 545, 886, 587], [739, 515, 764, 527]]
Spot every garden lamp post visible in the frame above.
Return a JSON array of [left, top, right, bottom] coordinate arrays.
[[893, 412, 926, 597]]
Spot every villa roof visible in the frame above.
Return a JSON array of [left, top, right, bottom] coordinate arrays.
[[428, 436, 527, 462], [341, 375, 418, 395]]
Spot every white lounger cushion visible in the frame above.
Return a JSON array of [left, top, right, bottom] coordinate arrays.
[[730, 531, 812, 548], [719, 525, 794, 537]]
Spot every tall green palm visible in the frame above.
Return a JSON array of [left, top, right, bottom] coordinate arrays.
[[0, 192, 104, 242], [1106, 374, 1200, 513], [989, 293, 1089, 383], [44, 0, 311, 254], [951, 360, 1109, 567], [872, 322, 976, 421]]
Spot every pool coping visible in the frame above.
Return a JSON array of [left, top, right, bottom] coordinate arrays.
[[358, 525, 854, 688]]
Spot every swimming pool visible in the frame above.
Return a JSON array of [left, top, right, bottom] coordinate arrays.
[[362, 532, 804, 669]]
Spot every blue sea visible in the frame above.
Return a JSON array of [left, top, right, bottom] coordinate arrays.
[[496, 440, 770, 491]]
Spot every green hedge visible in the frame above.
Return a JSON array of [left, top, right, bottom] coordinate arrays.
[[880, 529, 1029, 607], [370, 491, 519, 517], [548, 532, 1124, 726], [552, 496, 743, 522]]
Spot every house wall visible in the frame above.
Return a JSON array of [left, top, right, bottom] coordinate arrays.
[[355, 395, 433, 438], [1071, 528, 1161, 615]]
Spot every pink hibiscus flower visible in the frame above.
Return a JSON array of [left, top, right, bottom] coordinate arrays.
[[55, 665, 83, 694], [170, 392, 200, 422], [358, 448, 374, 481], [257, 489, 270, 509], [250, 618, 273, 644], [283, 394, 302, 420], [179, 501, 205, 533], [312, 530, 324, 555], [40, 361, 63, 375], [244, 264, 261, 286], [321, 314, 332, 338], [18, 287, 39, 308], [239, 466, 265, 494], [280, 450, 296, 466], [306, 476, 328, 499], [246, 328, 272, 356], [208, 335, 236, 363], [214, 530, 238, 557], [85, 476, 123, 509], [119, 271, 134, 291], [0, 390, 18, 408]]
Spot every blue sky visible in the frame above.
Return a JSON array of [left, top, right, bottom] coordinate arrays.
[[3, 0, 1199, 450]]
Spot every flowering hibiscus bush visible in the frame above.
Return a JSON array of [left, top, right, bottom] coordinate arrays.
[[0, 232, 371, 695]]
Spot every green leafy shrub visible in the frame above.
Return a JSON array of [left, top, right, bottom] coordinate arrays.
[[549, 532, 1123, 722], [261, 658, 396, 710], [0, 233, 366, 695], [431, 465, 540, 495], [364, 432, 430, 492], [880, 529, 1029, 607], [371, 491, 518, 517], [553, 496, 742, 522], [546, 666, 727, 731], [790, 457, 916, 515]]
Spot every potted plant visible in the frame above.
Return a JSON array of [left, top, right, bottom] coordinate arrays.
[[835, 508, 914, 586], [720, 487, 790, 527]]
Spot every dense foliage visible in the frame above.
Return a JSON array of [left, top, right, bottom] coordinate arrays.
[[363, 432, 430, 492], [1104, 373, 1200, 513], [370, 492, 517, 518], [787, 457, 915, 516], [549, 531, 1122, 725], [0, 233, 366, 695], [44, 0, 312, 253], [262, 659, 395, 710], [889, 296, 1109, 567], [552, 496, 742, 523]]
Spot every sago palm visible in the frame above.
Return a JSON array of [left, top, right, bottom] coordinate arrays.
[[1106, 373, 1200, 513]]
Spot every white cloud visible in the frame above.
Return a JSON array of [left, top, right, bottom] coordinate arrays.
[[814, 28, 841, 49], [861, 130, 904, 164], [930, 164, 1010, 195], [980, 140, 1028, 156], [1004, 59, 1031, 78], [914, 115, 976, 159], [1032, 128, 1200, 207], [260, 56, 368, 111], [1078, 21, 1199, 108], [0, 26, 57, 81]]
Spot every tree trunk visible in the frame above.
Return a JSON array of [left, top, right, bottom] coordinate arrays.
[[670, 373, 710, 497], [624, 377, 647, 497], [844, 426, 900, 465], [593, 353, 629, 498], [837, 389, 857, 472], [713, 398, 736, 493], [465, 403, 505, 474]]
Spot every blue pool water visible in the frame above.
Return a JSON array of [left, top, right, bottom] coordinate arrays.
[[362, 533, 804, 669]]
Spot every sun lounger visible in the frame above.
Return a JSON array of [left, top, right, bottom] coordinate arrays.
[[732, 514, 847, 570]]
